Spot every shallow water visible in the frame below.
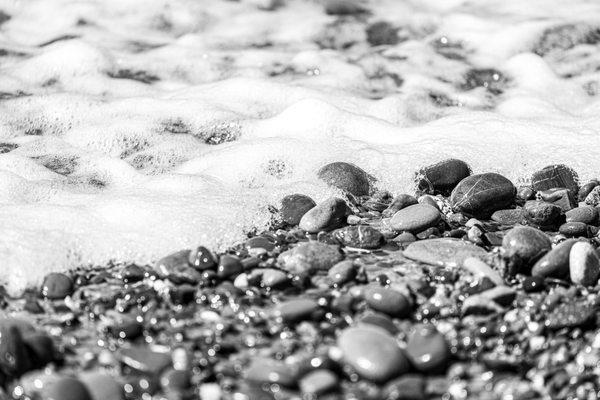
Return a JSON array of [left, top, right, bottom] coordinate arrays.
[[0, 0, 599, 293]]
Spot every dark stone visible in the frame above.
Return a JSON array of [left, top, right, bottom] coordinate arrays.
[[516, 186, 535, 203], [534, 24, 600, 56], [461, 68, 507, 94], [41, 273, 74, 299], [531, 239, 576, 279], [382, 194, 418, 217], [537, 188, 575, 211], [154, 250, 201, 284], [405, 325, 450, 373], [366, 21, 399, 46], [217, 255, 243, 278], [559, 222, 589, 237], [531, 164, 578, 195], [317, 162, 374, 196], [416, 159, 471, 196], [121, 265, 145, 283], [332, 225, 383, 249], [578, 181, 599, 202], [299, 197, 349, 233], [450, 173, 516, 217], [280, 194, 317, 225], [522, 276, 545, 293], [188, 246, 217, 270], [523, 200, 564, 230], [502, 226, 551, 269], [46, 377, 93, 400], [0, 322, 29, 377], [364, 286, 411, 318], [23, 333, 55, 367], [324, 0, 368, 15], [328, 260, 356, 285]]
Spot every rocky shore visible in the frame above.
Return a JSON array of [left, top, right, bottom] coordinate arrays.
[[2, 159, 600, 400]]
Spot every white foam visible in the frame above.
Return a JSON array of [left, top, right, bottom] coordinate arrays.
[[0, 0, 598, 294]]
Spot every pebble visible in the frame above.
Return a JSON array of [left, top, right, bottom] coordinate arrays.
[[546, 301, 595, 330], [120, 265, 145, 283], [584, 186, 600, 206], [537, 188, 575, 211], [160, 369, 191, 393], [0, 321, 28, 376], [299, 197, 349, 233], [569, 241, 600, 286], [317, 162, 373, 196], [559, 221, 588, 237], [516, 186, 535, 203], [323, 0, 368, 15], [566, 206, 598, 225], [531, 164, 579, 195], [403, 238, 487, 268], [418, 195, 439, 209], [274, 298, 320, 322], [522, 276, 545, 292], [416, 159, 471, 196], [579, 181, 599, 202], [79, 372, 124, 400], [364, 286, 411, 318], [502, 226, 551, 267], [462, 257, 503, 286], [120, 346, 172, 375], [280, 194, 316, 225], [299, 369, 338, 395], [462, 294, 503, 315], [382, 194, 418, 217], [154, 250, 201, 284], [480, 285, 516, 306], [332, 225, 383, 249], [522, 200, 563, 229], [389, 204, 441, 233], [491, 209, 524, 225], [23, 333, 56, 366], [358, 313, 398, 334], [366, 21, 399, 46], [41, 272, 74, 299], [337, 326, 410, 382], [405, 324, 450, 373], [245, 358, 298, 386], [531, 239, 576, 279], [393, 231, 417, 245], [450, 173, 516, 217], [328, 260, 356, 285], [277, 241, 342, 274], [45, 377, 93, 400], [188, 246, 217, 270], [217, 255, 243, 278], [383, 374, 426, 400], [260, 268, 289, 288]]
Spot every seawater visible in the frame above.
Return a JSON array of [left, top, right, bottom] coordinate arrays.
[[0, 0, 599, 293]]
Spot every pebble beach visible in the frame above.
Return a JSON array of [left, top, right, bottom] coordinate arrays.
[[1, 0, 600, 399]]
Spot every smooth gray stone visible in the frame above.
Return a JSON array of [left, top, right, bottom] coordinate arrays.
[[403, 238, 487, 268]]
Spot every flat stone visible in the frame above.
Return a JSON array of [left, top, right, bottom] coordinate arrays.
[[273, 298, 320, 323], [566, 206, 598, 225], [79, 372, 124, 400], [462, 257, 504, 286], [390, 204, 441, 233], [277, 241, 342, 274], [491, 209, 524, 225], [120, 346, 172, 375], [45, 377, 93, 400], [569, 241, 600, 286], [382, 194, 418, 217], [403, 238, 487, 268], [502, 226, 551, 266], [317, 162, 373, 196], [559, 222, 588, 237], [332, 225, 383, 249], [328, 260, 356, 285], [280, 194, 316, 225], [364, 286, 411, 318], [405, 324, 450, 373], [537, 188, 575, 211], [531, 164, 578, 195], [338, 326, 410, 382], [41, 273, 74, 299], [450, 173, 516, 217], [523, 200, 563, 230], [299, 369, 338, 395], [245, 358, 298, 387], [299, 197, 349, 233], [531, 239, 576, 279], [546, 301, 595, 330], [416, 159, 471, 196], [154, 250, 201, 284]]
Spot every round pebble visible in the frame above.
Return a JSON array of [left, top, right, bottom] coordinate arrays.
[[317, 162, 373, 196], [217, 255, 243, 278], [566, 206, 598, 225], [389, 204, 441, 233], [277, 241, 342, 274], [531, 239, 576, 279], [382, 194, 418, 217], [299, 197, 349, 233], [522, 276, 545, 293], [41, 273, 74, 299], [299, 369, 338, 395], [450, 173, 516, 217], [405, 324, 450, 373], [523, 200, 563, 229], [328, 260, 356, 285], [280, 194, 316, 225], [274, 298, 320, 322], [364, 286, 411, 318], [502, 226, 551, 267], [559, 222, 588, 237], [188, 246, 217, 270], [416, 159, 471, 196]]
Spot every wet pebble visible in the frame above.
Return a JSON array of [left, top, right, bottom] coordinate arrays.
[[579, 180, 599, 202], [260, 268, 289, 288], [154, 250, 201, 284], [522, 276, 545, 292], [531, 239, 576, 279], [382, 194, 418, 217], [188, 246, 217, 270], [333, 225, 383, 249], [403, 238, 487, 268], [450, 173, 516, 217], [277, 241, 342, 274], [317, 162, 373, 196], [299, 197, 349, 233], [364, 286, 411, 318], [389, 204, 440, 233], [546, 301, 595, 330], [0, 321, 29, 376], [245, 358, 298, 386], [217, 255, 243, 278], [462, 257, 503, 286], [121, 265, 145, 283], [383, 374, 426, 400], [405, 324, 450, 373], [523, 200, 563, 230], [41, 273, 74, 299], [337, 326, 410, 382], [328, 260, 356, 285], [502, 226, 551, 268], [491, 209, 524, 225], [584, 186, 600, 206], [416, 159, 471, 196], [280, 194, 317, 225], [569, 241, 600, 286], [537, 187, 575, 211]]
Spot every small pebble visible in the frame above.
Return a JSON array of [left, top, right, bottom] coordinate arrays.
[[299, 369, 338, 395], [389, 204, 441, 233], [317, 162, 373, 196], [41, 273, 74, 299], [364, 286, 411, 318], [405, 324, 450, 373], [522, 276, 545, 292], [569, 241, 600, 286], [299, 197, 349, 233]]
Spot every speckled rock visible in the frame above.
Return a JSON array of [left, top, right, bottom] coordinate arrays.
[[317, 162, 373, 196], [537, 188, 575, 211], [389, 204, 441, 233], [277, 241, 342, 274], [450, 173, 516, 217], [531, 239, 576, 279], [416, 159, 471, 196], [584, 186, 600, 206], [332, 225, 383, 249], [579, 181, 599, 202], [280, 194, 317, 225], [338, 326, 410, 382], [569, 241, 600, 286], [523, 200, 563, 230], [403, 238, 487, 268], [299, 197, 349, 233]]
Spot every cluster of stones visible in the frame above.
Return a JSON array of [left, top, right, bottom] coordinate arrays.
[[4, 159, 600, 400]]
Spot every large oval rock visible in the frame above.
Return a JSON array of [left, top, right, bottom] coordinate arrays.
[[531, 239, 576, 279], [280, 194, 317, 225], [416, 159, 471, 196], [566, 206, 598, 225], [332, 225, 383, 249], [522, 200, 563, 230], [403, 238, 487, 268], [299, 197, 348, 233], [317, 162, 373, 196], [364, 286, 411, 318], [389, 204, 441, 233], [337, 326, 409, 382], [277, 242, 342, 274], [502, 226, 551, 267], [531, 164, 578, 195], [569, 242, 600, 286], [451, 173, 516, 217], [405, 324, 450, 373]]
